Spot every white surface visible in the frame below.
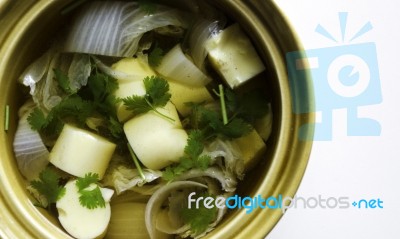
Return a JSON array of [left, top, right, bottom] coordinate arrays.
[[268, 0, 400, 238]]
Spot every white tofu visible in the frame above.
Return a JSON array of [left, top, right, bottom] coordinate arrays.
[[56, 180, 114, 239], [124, 102, 188, 170], [49, 124, 116, 179], [168, 80, 214, 116], [123, 102, 182, 134], [206, 23, 266, 89], [125, 128, 188, 170]]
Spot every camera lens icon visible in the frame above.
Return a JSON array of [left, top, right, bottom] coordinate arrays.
[[328, 54, 371, 98]]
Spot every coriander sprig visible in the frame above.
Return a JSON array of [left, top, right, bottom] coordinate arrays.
[[30, 168, 66, 208], [76, 173, 106, 209], [27, 68, 123, 141], [188, 85, 269, 141], [181, 193, 218, 235], [163, 130, 211, 180], [54, 68, 75, 95], [4, 104, 9, 132], [148, 44, 164, 67], [122, 76, 174, 122]]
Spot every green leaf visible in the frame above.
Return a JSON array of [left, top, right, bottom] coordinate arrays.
[[55, 95, 94, 126], [122, 95, 152, 115], [122, 76, 172, 120], [162, 168, 176, 181], [143, 76, 171, 107], [148, 45, 164, 67], [30, 168, 66, 207], [201, 109, 222, 132], [76, 173, 105, 209], [196, 155, 211, 170], [184, 130, 205, 159], [31, 67, 123, 143], [28, 95, 93, 135], [76, 172, 99, 191], [185, 86, 258, 140], [87, 72, 119, 104], [181, 193, 217, 235], [27, 108, 48, 131], [107, 116, 124, 138], [78, 186, 106, 210], [54, 68, 75, 94], [162, 130, 210, 180], [218, 118, 253, 139]]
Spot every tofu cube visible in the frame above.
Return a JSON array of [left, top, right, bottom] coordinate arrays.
[[168, 80, 214, 116], [49, 124, 116, 179], [124, 102, 188, 170], [56, 179, 114, 239], [206, 23, 265, 89]]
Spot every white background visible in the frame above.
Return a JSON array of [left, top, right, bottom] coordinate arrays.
[[268, 1, 400, 239]]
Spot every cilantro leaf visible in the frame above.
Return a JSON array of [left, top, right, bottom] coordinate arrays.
[[143, 75, 171, 106], [27, 108, 48, 131], [30, 168, 66, 207], [163, 130, 211, 180], [83, 71, 122, 140], [122, 95, 152, 115], [196, 155, 212, 170], [55, 95, 94, 125], [122, 76, 172, 120], [216, 118, 253, 139], [107, 116, 124, 139], [76, 172, 99, 190], [181, 193, 217, 235], [78, 186, 106, 210], [87, 72, 118, 104], [184, 130, 205, 159], [148, 45, 164, 67], [54, 68, 75, 94], [76, 173, 105, 209], [187, 104, 252, 140], [185, 85, 263, 140], [28, 95, 94, 135], [28, 68, 123, 143]]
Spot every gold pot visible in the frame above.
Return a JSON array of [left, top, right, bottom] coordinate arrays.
[[0, 0, 314, 238]]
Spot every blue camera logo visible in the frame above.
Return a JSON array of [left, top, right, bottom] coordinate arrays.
[[286, 12, 382, 140]]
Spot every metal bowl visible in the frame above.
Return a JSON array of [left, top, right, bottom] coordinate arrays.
[[0, 0, 314, 238]]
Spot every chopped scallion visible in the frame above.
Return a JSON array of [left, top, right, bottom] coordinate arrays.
[[218, 84, 228, 125], [4, 105, 9, 131]]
